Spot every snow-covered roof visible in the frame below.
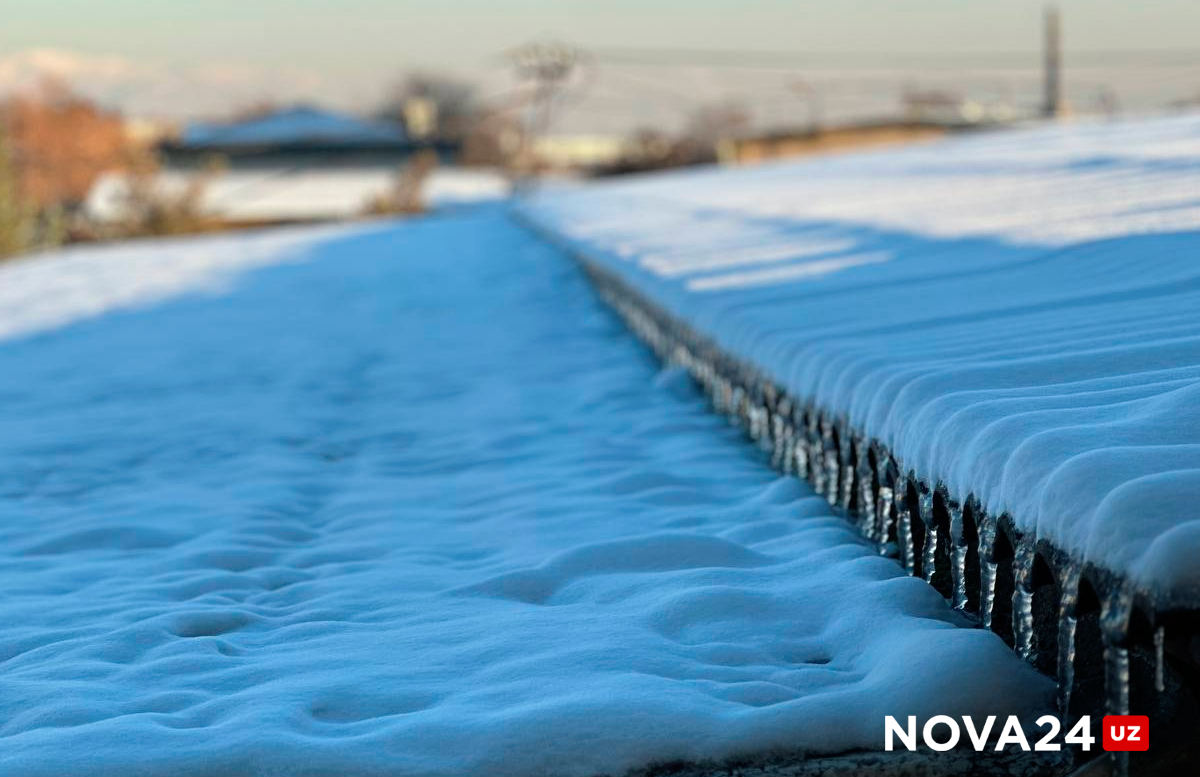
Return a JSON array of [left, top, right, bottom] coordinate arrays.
[[521, 113, 1200, 607], [180, 106, 407, 149]]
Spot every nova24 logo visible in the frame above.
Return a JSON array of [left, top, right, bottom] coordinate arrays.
[[885, 714, 1148, 752]]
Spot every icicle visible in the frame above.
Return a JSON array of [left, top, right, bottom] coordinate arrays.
[[731, 386, 746, 428], [752, 403, 769, 448], [1101, 586, 1134, 718], [793, 417, 811, 480], [779, 422, 796, 474], [747, 379, 766, 445], [947, 500, 968, 610], [981, 561, 998, 630], [821, 421, 840, 506], [875, 484, 895, 554], [770, 413, 786, 469], [895, 479, 915, 574], [914, 487, 935, 583], [1056, 564, 1081, 714], [1059, 615, 1078, 714], [809, 430, 826, 496], [1155, 625, 1166, 693], [778, 420, 792, 471], [791, 434, 806, 478], [873, 456, 897, 550], [786, 426, 797, 474], [715, 377, 730, 414], [759, 405, 773, 452], [812, 434, 826, 493], [812, 417, 829, 500], [762, 409, 773, 452], [1106, 643, 1131, 717], [856, 443, 877, 542], [1012, 537, 1036, 662], [922, 525, 938, 584], [838, 429, 855, 511], [976, 511, 999, 629]]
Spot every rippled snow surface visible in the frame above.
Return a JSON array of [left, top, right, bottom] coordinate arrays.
[[0, 210, 1049, 777], [523, 114, 1200, 604]]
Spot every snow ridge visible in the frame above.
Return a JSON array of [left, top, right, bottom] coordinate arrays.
[[521, 114, 1200, 604]]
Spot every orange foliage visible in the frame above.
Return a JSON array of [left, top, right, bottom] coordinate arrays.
[[2, 80, 130, 209]]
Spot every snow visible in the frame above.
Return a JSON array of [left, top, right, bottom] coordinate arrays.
[[521, 114, 1200, 604], [0, 225, 349, 342], [421, 168, 511, 207], [0, 208, 1049, 776], [85, 167, 510, 224], [86, 167, 402, 223]]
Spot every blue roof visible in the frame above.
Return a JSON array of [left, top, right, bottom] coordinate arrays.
[[180, 106, 407, 149]]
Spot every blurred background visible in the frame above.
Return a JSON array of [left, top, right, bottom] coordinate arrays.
[[1, 0, 1199, 256]]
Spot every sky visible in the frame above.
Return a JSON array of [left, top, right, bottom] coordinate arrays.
[[1, 0, 1199, 130]]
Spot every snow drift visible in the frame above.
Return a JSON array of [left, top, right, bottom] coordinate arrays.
[[0, 209, 1049, 776]]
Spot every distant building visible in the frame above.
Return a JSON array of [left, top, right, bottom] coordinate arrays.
[[716, 121, 949, 167], [86, 106, 495, 227], [901, 90, 1019, 126], [401, 97, 439, 141], [171, 105, 417, 157], [532, 135, 628, 171]]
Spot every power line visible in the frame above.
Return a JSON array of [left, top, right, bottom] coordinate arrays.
[[590, 45, 1200, 70]]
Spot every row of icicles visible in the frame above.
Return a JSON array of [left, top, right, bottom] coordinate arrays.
[[592, 273, 1168, 758]]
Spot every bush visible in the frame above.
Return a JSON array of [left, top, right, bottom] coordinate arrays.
[[0, 130, 34, 259]]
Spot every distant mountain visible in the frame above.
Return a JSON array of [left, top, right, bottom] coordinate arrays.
[[0, 48, 360, 120]]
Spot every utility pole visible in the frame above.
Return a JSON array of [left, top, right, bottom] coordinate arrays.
[[789, 79, 822, 135], [1042, 5, 1062, 119]]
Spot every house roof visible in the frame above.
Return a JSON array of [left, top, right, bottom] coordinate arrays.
[[180, 106, 407, 150]]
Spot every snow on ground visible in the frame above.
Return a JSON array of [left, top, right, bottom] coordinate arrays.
[[521, 114, 1200, 606], [0, 224, 352, 342], [0, 208, 1049, 776], [421, 168, 511, 208]]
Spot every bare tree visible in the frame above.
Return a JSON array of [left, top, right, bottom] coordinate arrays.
[[682, 100, 751, 151], [458, 111, 523, 168], [364, 149, 439, 216], [595, 102, 752, 177], [114, 149, 223, 238]]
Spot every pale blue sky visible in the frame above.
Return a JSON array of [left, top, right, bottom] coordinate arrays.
[[2, 0, 1198, 73], [2, 1, 1198, 125]]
